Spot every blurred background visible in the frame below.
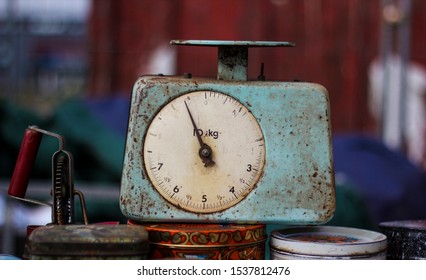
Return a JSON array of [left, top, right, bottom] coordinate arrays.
[[1, 0, 426, 257]]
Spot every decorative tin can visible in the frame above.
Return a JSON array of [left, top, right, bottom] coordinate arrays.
[[128, 221, 266, 260], [25, 224, 149, 260], [379, 220, 426, 260], [270, 226, 387, 260]]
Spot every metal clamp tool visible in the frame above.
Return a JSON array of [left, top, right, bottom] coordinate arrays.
[[8, 125, 88, 225]]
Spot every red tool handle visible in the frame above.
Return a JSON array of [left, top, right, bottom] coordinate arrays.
[[8, 128, 42, 198]]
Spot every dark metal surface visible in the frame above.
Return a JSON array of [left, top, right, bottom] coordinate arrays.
[[25, 224, 150, 260], [379, 220, 426, 260]]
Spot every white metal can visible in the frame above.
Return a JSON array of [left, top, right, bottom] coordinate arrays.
[[270, 226, 387, 260]]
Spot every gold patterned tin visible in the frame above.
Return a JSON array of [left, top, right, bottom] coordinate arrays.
[[128, 220, 266, 260], [25, 224, 149, 260]]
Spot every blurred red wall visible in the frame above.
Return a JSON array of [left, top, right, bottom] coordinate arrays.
[[87, 0, 426, 133]]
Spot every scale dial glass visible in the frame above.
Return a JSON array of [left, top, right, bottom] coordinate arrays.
[[143, 90, 266, 214]]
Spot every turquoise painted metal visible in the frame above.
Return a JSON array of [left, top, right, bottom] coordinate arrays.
[[120, 40, 335, 224]]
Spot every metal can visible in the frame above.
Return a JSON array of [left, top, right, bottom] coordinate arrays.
[[25, 224, 149, 260], [128, 221, 266, 260], [270, 226, 387, 260], [379, 220, 426, 260]]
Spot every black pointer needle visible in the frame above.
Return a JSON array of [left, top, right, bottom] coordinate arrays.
[[184, 101, 215, 167]]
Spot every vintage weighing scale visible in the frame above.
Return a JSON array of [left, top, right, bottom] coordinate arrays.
[[120, 40, 335, 224], [120, 40, 336, 259]]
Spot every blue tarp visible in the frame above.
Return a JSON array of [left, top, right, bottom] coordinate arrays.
[[333, 134, 426, 224]]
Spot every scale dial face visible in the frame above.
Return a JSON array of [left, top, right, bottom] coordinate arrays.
[[143, 90, 266, 214]]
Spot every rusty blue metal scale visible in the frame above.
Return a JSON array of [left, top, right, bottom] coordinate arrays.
[[120, 40, 335, 224]]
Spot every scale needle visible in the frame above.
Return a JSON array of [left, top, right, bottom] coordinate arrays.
[[184, 101, 215, 167]]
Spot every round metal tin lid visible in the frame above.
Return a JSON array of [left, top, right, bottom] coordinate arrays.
[[270, 226, 387, 257], [128, 221, 266, 247]]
